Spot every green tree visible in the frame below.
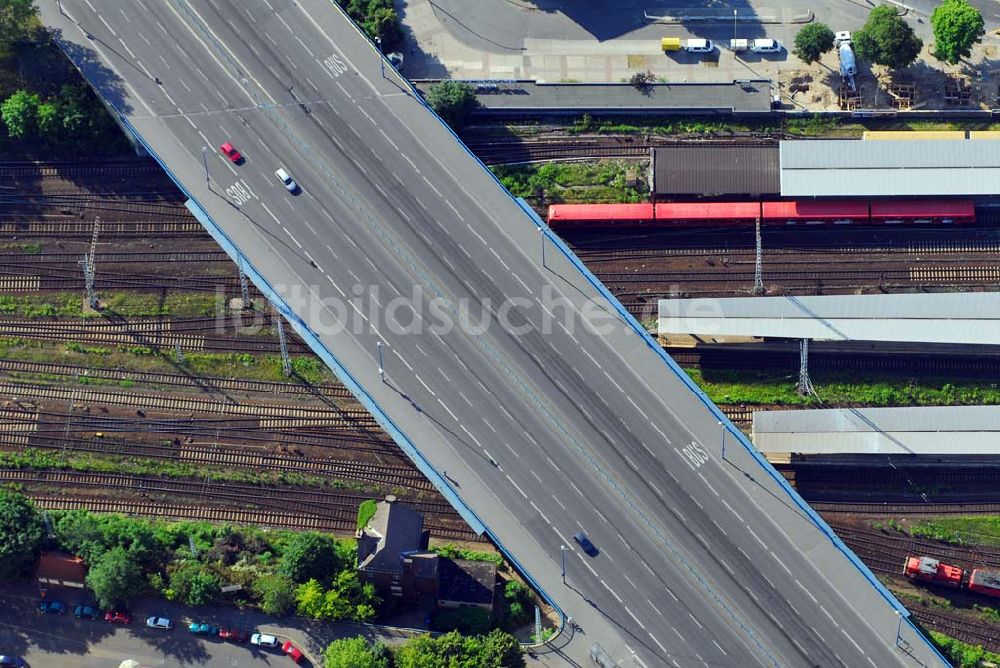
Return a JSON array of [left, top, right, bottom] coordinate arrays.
[[426, 81, 478, 130], [0, 0, 37, 52], [166, 562, 221, 606], [278, 532, 340, 585], [478, 629, 525, 668], [0, 490, 44, 581], [394, 630, 524, 668], [854, 5, 923, 70], [295, 578, 327, 618], [53, 510, 107, 564], [37, 102, 60, 137], [1, 90, 40, 138], [253, 573, 296, 616], [86, 546, 145, 608], [323, 636, 391, 668], [793, 23, 836, 64], [931, 0, 984, 64]]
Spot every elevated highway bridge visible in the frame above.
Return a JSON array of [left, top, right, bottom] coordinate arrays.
[[40, 1, 949, 665]]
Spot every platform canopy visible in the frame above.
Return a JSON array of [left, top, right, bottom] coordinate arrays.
[[779, 139, 1000, 196], [657, 292, 1000, 345], [753, 406, 1000, 455]]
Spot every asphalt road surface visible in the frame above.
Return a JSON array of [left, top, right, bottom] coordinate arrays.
[[41, 1, 947, 666]]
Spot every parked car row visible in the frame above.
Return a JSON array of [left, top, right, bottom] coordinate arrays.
[[661, 37, 784, 55], [37, 601, 303, 662]]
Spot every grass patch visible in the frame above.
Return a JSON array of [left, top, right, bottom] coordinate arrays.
[[356, 499, 377, 531], [927, 630, 1000, 668], [908, 517, 1000, 548], [0, 292, 222, 319], [0, 447, 379, 493], [490, 160, 647, 205], [0, 338, 337, 386], [430, 543, 503, 566], [686, 367, 1000, 407]]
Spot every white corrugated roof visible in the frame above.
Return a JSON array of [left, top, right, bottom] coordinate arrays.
[[657, 292, 1000, 345], [753, 406, 1000, 455], [779, 139, 1000, 196]]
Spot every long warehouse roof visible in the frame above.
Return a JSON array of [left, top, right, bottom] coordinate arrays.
[[753, 406, 1000, 455], [779, 139, 1000, 196], [652, 144, 780, 197], [657, 292, 1000, 345]]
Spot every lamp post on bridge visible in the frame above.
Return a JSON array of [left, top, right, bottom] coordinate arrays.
[[376, 340, 385, 383], [560, 544, 567, 582]]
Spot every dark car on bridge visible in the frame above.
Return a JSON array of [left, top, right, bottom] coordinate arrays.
[[574, 532, 599, 557], [38, 601, 66, 615]]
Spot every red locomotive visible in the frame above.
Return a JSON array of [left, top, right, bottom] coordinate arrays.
[[546, 199, 977, 230], [903, 556, 965, 588]]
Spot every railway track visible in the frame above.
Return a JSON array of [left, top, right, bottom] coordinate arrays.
[[0, 160, 166, 179], [0, 358, 352, 399], [817, 501, 1000, 516], [26, 494, 481, 541], [0, 219, 204, 236], [0, 381, 377, 428], [0, 469, 459, 521], [2, 250, 231, 265], [830, 523, 1000, 571], [0, 430, 432, 491], [910, 609, 1000, 653], [464, 136, 778, 165]]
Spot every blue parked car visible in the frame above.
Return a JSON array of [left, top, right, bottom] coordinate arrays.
[[189, 622, 220, 636], [39, 600, 67, 615], [74, 604, 100, 619]]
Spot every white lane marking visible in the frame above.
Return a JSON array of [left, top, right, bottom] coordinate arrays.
[[445, 199, 465, 221], [177, 78, 192, 93], [501, 441, 519, 458], [483, 418, 496, 433], [623, 454, 638, 471], [603, 371, 624, 393], [137, 32, 151, 46], [809, 627, 826, 643], [459, 424, 484, 449], [647, 599, 662, 616], [719, 559, 734, 576], [552, 526, 573, 548], [841, 628, 864, 654], [489, 248, 511, 270], [697, 472, 719, 496], [626, 396, 649, 419], [117, 38, 136, 59], [184, 116, 197, 129], [671, 626, 685, 643], [118, 7, 131, 21], [550, 494, 566, 511], [649, 634, 667, 654], [711, 519, 727, 537], [378, 128, 399, 150], [392, 349, 412, 371], [303, 252, 323, 272], [436, 399, 458, 422], [820, 605, 840, 628], [526, 499, 549, 521], [401, 153, 419, 173], [98, 14, 117, 36], [688, 613, 704, 629], [796, 579, 819, 603], [283, 228, 303, 249], [457, 391, 473, 408], [294, 36, 315, 57], [582, 349, 602, 369], [421, 175, 442, 197], [746, 525, 768, 550], [650, 422, 672, 443], [568, 480, 585, 498], [744, 586, 759, 602], [437, 367, 451, 382], [577, 553, 599, 578], [623, 604, 645, 629], [396, 206, 412, 223], [775, 556, 793, 577], [506, 475, 527, 499], [623, 572, 637, 589], [304, 76, 319, 93], [511, 273, 533, 295], [259, 202, 282, 224], [720, 499, 744, 523], [670, 506, 687, 523], [664, 585, 678, 601], [84, 0, 97, 11], [274, 12, 293, 32], [414, 373, 435, 396], [464, 224, 487, 245], [413, 195, 427, 211], [359, 106, 377, 126], [713, 640, 728, 656], [544, 456, 560, 471], [325, 275, 346, 297]]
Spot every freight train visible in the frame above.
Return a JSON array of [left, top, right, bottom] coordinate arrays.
[[546, 199, 977, 230], [904, 555, 1000, 599]]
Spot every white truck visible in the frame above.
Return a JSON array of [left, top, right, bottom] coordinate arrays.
[[835, 31, 857, 92]]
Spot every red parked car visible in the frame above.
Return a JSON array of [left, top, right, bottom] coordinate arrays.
[[219, 142, 243, 164], [219, 627, 250, 643], [282, 640, 303, 664], [104, 610, 130, 624]]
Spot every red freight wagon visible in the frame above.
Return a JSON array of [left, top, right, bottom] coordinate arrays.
[[547, 203, 654, 229], [869, 199, 976, 224], [761, 200, 870, 225], [654, 201, 761, 226], [969, 569, 1000, 598], [904, 556, 965, 588]]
